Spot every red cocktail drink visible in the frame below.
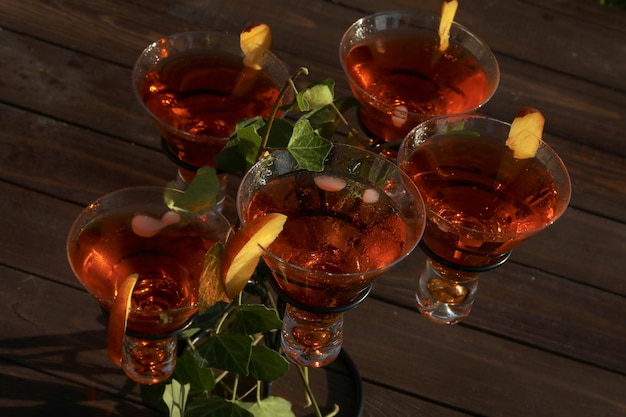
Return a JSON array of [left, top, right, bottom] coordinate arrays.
[[238, 144, 425, 366], [67, 187, 232, 383], [245, 171, 410, 308], [133, 31, 290, 183], [405, 134, 561, 266], [340, 11, 499, 145], [398, 115, 571, 324]]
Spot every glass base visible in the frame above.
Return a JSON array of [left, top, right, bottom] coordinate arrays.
[[281, 304, 343, 368], [122, 335, 177, 385], [415, 259, 479, 325]]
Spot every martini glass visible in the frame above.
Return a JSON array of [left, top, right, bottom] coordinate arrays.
[[132, 31, 292, 187], [398, 114, 571, 324], [237, 144, 426, 367], [67, 186, 232, 384], [339, 10, 499, 153]]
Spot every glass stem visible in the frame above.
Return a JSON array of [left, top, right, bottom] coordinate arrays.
[[415, 258, 480, 324]]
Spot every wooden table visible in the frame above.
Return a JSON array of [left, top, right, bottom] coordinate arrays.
[[1, 1, 625, 416]]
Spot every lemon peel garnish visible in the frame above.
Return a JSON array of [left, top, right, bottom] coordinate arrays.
[[439, 0, 459, 52], [240, 23, 272, 70]]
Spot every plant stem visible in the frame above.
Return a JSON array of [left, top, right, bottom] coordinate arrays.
[[330, 101, 350, 127], [215, 369, 230, 384], [301, 366, 312, 408], [237, 382, 258, 401], [214, 307, 231, 334], [230, 374, 240, 402], [257, 67, 309, 160], [257, 381, 264, 403], [296, 364, 323, 417], [329, 101, 371, 149]]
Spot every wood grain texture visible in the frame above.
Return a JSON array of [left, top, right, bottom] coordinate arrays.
[[0, 0, 624, 416]]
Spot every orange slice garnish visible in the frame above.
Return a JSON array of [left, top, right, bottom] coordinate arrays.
[[107, 273, 138, 366], [220, 213, 287, 298]]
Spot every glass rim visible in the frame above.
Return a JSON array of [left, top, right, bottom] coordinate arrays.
[[66, 185, 232, 312], [398, 113, 572, 240], [131, 30, 291, 142], [239, 143, 426, 279], [338, 9, 500, 119]]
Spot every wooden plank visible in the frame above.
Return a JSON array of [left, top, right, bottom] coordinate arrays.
[[2, 109, 624, 295], [0, 183, 82, 286], [1, 6, 624, 220], [1, 89, 624, 382], [510, 208, 626, 295], [342, 296, 626, 417], [0, 265, 147, 403], [336, 0, 626, 92], [2, 182, 624, 401], [0, 2, 623, 417], [4, 106, 623, 294], [0, 0, 195, 65], [0, 359, 160, 416], [522, 0, 626, 31], [0, 265, 472, 417], [0, 28, 160, 153], [372, 247, 626, 374], [1, 28, 625, 227], [0, 102, 173, 204], [0, 11, 339, 151], [481, 54, 626, 158], [144, 0, 626, 158], [361, 383, 473, 417]]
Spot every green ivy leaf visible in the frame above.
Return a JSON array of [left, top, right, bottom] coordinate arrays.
[[162, 379, 190, 417], [248, 345, 289, 382], [186, 396, 253, 417], [166, 166, 220, 213], [214, 141, 247, 175], [264, 118, 293, 148], [287, 119, 332, 171], [294, 79, 335, 111], [235, 116, 267, 133], [191, 301, 230, 334], [238, 396, 295, 417], [215, 117, 294, 176], [214, 117, 265, 175], [225, 304, 283, 335], [197, 333, 252, 375], [172, 352, 216, 391], [304, 96, 359, 139], [238, 124, 266, 169]]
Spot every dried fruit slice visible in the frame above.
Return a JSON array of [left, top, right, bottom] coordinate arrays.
[[438, 0, 459, 52], [198, 242, 230, 314], [220, 213, 287, 298], [240, 23, 272, 70], [107, 273, 138, 366], [506, 107, 545, 159]]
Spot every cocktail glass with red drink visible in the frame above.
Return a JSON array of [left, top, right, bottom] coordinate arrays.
[[132, 31, 291, 186], [237, 144, 426, 367], [67, 186, 232, 384], [339, 10, 499, 151], [398, 115, 571, 324]]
